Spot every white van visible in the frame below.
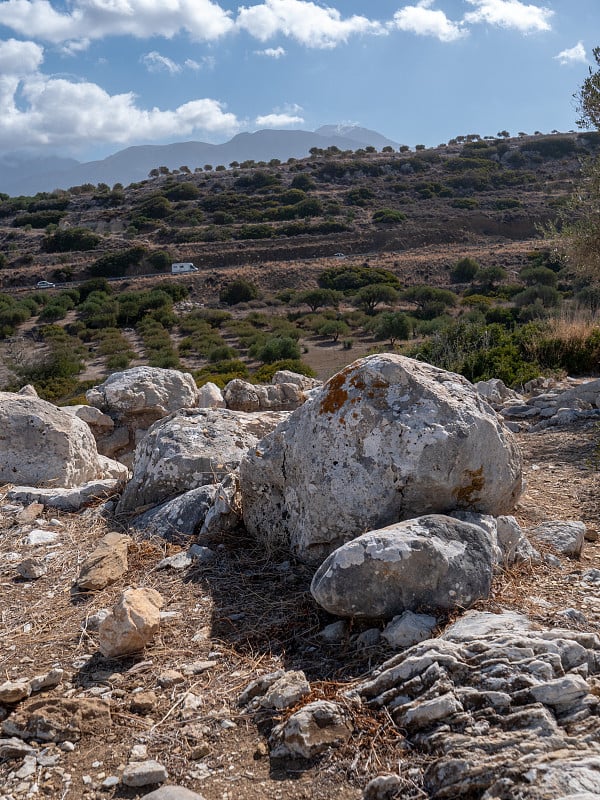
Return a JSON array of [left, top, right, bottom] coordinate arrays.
[[171, 262, 199, 274]]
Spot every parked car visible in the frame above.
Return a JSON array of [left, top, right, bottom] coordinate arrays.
[[334, 252, 346, 259], [36, 280, 56, 288]]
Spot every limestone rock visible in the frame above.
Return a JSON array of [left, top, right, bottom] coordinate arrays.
[[0, 680, 32, 704], [382, 611, 437, 649], [530, 520, 586, 557], [241, 354, 523, 563], [60, 404, 115, 435], [196, 382, 225, 409], [122, 759, 168, 787], [441, 610, 534, 642], [0, 392, 118, 488], [140, 787, 206, 800], [76, 531, 130, 591], [258, 671, 311, 710], [2, 698, 111, 742], [117, 408, 286, 514], [17, 557, 47, 580], [130, 485, 218, 542], [98, 588, 164, 658], [86, 367, 198, 419], [269, 700, 351, 759], [224, 379, 306, 412], [9, 479, 125, 511], [310, 515, 494, 619], [271, 370, 321, 390]]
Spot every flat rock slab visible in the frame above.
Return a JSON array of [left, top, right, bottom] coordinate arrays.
[[76, 531, 130, 591], [140, 786, 206, 800], [531, 520, 586, 557], [2, 698, 111, 742]]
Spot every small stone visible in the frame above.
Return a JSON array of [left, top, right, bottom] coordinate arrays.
[[0, 679, 32, 704], [188, 545, 217, 564], [15, 754, 37, 779], [17, 558, 47, 581], [16, 503, 45, 524], [139, 786, 207, 800], [181, 661, 217, 676], [130, 691, 158, 715], [101, 776, 120, 789], [60, 741, 76, 752], [0, 738, 36, 759], [130, 744, 148, 761], [82, 609, 110, 632], [253, 741, 269, 760], [157, 670, 184, 688], [382, 611, 437, 649], [25, 530, 59, 546], [121, 759, 168, 787], [98, 588, 164, 658], [363, 774, 404, 800], [531, 520, 586, 557], [269, 700, 351, 759], [356, 628, 381, 649], [76, 532, 130, 592], [319, 621, 349, 643], [30, 669, 64, 693], [156, 552, 192, 571]]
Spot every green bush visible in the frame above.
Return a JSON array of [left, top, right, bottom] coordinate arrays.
[[42, 227, 101, 253], [13, 210, 66, 228], [253, 359, 315, 383], [220, 279, 259, 305], [450, 257, 480, 283], [318, 265, 401, 292], [251, 335, 301, 363], [372, 311, 412, 344], [372, 208, 406, 223]]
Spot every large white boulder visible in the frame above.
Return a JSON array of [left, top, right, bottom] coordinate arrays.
[[240, 354, 523, 563], [86, 366, 199, 419], [117, 408, 287, 514], [0, 392, 120, 489], [310, 515, 495, 618], [223, 378, 306, 412]]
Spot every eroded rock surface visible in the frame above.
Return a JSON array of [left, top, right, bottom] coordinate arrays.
[[241, 355, 523, 563]]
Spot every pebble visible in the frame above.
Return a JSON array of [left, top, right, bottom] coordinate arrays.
[[121, 760, 168, 787], [16, 558, 47, 580], [25, 529, 59, 546]]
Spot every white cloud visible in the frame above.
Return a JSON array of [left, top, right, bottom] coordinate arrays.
[[255, 111, 304, 127], [141, 51, 182, 74], [554, 41, 587, 66], [237, 0, 384, 49], [391, 1, 465, 43], [255, 45, 286, 57], [0, 39, 239, 151], [0, 37, 43, 74], [0, 0, 234, 46], [463, 0, 553, 33]]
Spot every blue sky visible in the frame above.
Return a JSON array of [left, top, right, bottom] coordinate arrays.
[[0, 0, 597, 161]]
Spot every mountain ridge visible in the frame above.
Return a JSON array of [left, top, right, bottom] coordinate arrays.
[[0, 126, 399, 197]]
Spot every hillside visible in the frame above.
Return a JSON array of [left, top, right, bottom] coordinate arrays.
[[1, 131, 599, 402]]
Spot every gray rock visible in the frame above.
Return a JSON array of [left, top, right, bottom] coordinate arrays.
[[241, 354, 522, 563], [441, 609, 533, 642], [396, 691, 463, 729], [530, 675, 589, 708], [320, 621, 349, 643], [259, 670, 311, 710], [310, 515, 494, 619], [121, 759, 168, 787], [76, 531, 130, 591], [382, 611, 437, 649], [9, 478, 126, 512], [140, 787, 206, 800], [29, 669, 63, 693], [238, 671, 285, 707], [0, 737, 36, 759], [363, 774, 404, 800], [0, 392, 119, 489], [131, 486, 218, 541], [117, 408, 286, 514], [475, 378, 521, 406], [224, 378, 306, 412], [24, 529, 58, 546], [269, 700, 351, 759], [17, 557, 47, 580], [356, 628, 382, 649], [86, 366, 198, 418], [0, 680, 32, 704], [198, 473, 242, 539], [196, 382, 225, 409], [531, 520, 586, 557]]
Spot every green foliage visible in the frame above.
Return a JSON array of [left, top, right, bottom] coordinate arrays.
[[163, 182, 200, 201], [42, 227, 101, 253], [372, 208, 406, 223], [13, 210, 66, 228], [90, 246, 147, 278], [220, 279, 259, 305], [354, 283, 399, 314], [137, 317, 180, 368], [372, 311, 412, 344], [9, 326, 85, 401], [290, 174, 315, 191], [451, 198, 479, 209], [135, 194, 172, 219], [193, 360, 250, 388], [521, 137, 577, 159], [513, 285, 561, 308], [318, 320, 350, 342], [78, 290, 119, 328], [450, 257, 480, 283], [318, 265, 401, 292], [520, 266, 558, 287], [251, 335, 301, 363], [253, 359, 315, 383], [294, 288, 341, 312]]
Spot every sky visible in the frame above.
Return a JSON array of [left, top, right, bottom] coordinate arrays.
[[0, 0, 598, 162]]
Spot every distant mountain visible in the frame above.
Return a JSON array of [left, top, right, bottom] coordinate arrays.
[[0, 126, 400, 197]]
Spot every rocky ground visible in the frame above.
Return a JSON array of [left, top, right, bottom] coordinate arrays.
[[1, 411, 600, 799]]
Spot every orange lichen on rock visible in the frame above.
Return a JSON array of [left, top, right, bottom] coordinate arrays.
[[452, 467, 485, 508], [320, 369, 351, 415]]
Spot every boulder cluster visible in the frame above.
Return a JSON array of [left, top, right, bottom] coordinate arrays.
[[1, 354, 599, 798]]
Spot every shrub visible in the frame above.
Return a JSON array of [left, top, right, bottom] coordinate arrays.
[[13, 211, 66, 228], [450, 257, 480, 283], [253, 359, 315, 383], [513, 285, 561, 308], [252, 335, 301, 363], [372, 311, 412, 344], [42, 227, 101, 253], [294, 288, 341, 312], [520, 266, 558, 287], [372, 208, 406, 223], [164, 182, 200, 201], [318, 320, 350, 342], [354, 283, 399, 314], [220, 279, 259, 305], [318, 265, 401, 292]]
